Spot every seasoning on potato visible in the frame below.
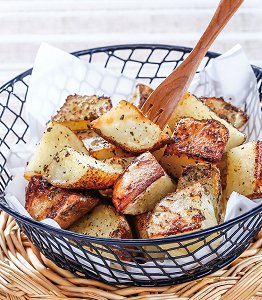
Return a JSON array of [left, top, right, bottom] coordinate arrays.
[[24, 89, 259, 261]]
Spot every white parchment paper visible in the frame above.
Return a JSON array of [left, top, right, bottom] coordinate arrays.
[[4, 43, 262, 283]]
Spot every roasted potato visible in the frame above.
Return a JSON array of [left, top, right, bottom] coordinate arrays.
[[91, 100, 170, 153], [52, 95, 112, 131], [160, 154, 201, 179], [24, 122, 87, 180], [133, 213, 165, 260], [98, 188, 113, 199], [47, 146, 123, 189], [225, 141, 262, 200], [160, 117, 229, 178], [69, 204, 132, 238], [25, 176, 100, 229], [130, 83, 154, 109], [168, 117, 229, 162], [113, 152, 175, 215], [217, 154, 228, 190], [68, 204, 133, 260], [76, 129, 98, 139], [147, 183, 217, 238], [77, 129, 131, 160], [82, 135, 131, 160], [177, 164, 222, 221], [199, 96, 248, 129], [152, 124, 173, 161], [134, 213, 149, 239], [147, 183, 218, 256], [102, 156, 135, 169], [168, 92, 245, 150]]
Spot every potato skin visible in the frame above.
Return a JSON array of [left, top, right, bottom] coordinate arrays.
[[166, 117, 229, 162], [177, 163, 222, 222], [25, 176, 100, 229], [113, 152, 175, 215], [168, 92, 245, 150], [199, 96, 248, 129], [254, 141, 262, 196], [130, 83, 154, 109], [52, 94, 112, 130], [133, 213, 150, 239], [113, 152, 165, 212], [147, 183, 217, 239]]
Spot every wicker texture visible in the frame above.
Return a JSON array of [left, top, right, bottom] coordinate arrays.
[[0, 210, 261, 300]]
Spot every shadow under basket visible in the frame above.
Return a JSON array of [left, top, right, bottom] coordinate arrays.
[[0, 44, 262, 286]]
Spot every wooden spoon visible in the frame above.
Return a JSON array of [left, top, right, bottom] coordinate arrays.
[[141, 0, 244, 129]]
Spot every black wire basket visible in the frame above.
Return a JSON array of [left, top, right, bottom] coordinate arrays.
[[0, 44, 262, 287]]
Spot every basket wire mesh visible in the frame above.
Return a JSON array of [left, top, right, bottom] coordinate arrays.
[[0, 44, 262, 286]]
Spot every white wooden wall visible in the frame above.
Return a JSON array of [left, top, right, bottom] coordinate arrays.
[[0, 0, 262, 86]]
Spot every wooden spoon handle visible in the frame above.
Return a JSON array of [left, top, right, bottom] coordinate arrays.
[[142, 0, 244, 129], [189, 0, 244, 67]]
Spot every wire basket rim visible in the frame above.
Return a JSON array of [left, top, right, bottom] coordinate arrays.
[[0, 43, 261, 246], [0, 196, 261, 245]]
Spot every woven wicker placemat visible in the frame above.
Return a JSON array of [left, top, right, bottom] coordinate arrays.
[[0, 210, 261, 300]]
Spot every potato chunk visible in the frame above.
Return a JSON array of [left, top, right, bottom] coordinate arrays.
[[91, 100, 170, 153], [130, 83, 154, 109], [52, 95, 112, 131], [76, 129, 98, 139], [199, 97, 248, 129], [47, 146, 123, 189], [133, 213, 165, 260], [147, 183, 218, 256], [82, 135, 131, 160], [177, 164, 222, 221], [168, 92, 245, 150], [148, 183, 217, 238], [68, 204, 133, 260], [25, 176, 100, 229], [69, 204, 132, 239], [160, 117, 228, 178], [134, 213, 149, 239], [152, 124, 173, 161], [113, 152, 175, 215], [24, 122, 87, 180], [225, 141, 262, 199], [168, 118, 228, 162], [102, 156, 135, 169], [77, 129, 131, 160], [160, 154, 202, 179]]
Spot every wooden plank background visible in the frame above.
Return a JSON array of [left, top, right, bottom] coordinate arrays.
[[0, 0, 261, 87]]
